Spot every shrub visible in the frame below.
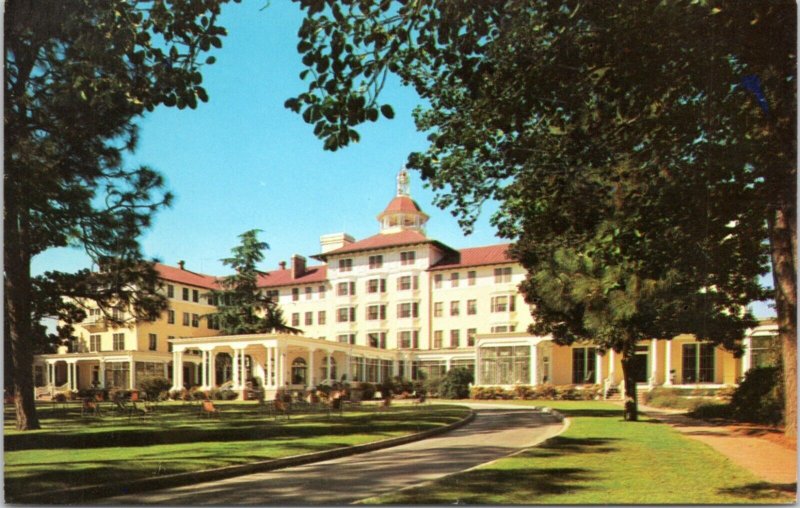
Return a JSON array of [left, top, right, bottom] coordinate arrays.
[[439, 368, 473, 399], [360, 382, 376, 401], [691, 401, 734, 420], [579, 384, 602, 400], [555, 385, 578, 400], [423, 377, 443, 397], [138, 376, 172, 400], [533, 384, 558, 400], [729, 366, 783, 425]]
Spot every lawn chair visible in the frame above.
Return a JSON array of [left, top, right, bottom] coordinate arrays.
[[81, 397, 102, 417], [199, 399, 220, 418]]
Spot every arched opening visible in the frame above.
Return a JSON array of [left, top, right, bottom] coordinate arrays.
[[291, 357, 307, 385], [215, 352, 232, 386]]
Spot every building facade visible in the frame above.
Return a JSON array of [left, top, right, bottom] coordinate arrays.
[[35, 170, 776, 398]]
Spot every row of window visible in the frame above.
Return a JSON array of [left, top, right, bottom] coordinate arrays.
[[432, 329, 477, 349], [433, 295, 516, 317], [432, 267, 513, 289], [331, 330, 420, 349], [89, 333, 164, 352], [166, 284, 215, 305], [166, 310, 222, 330], [340, 251, 417, 273]]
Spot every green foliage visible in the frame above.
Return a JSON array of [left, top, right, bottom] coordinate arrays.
[[422, 376, 443, 397], [5, 0, 240, 430], [137, 377, 172, 401], [729, 366, 784, 425], [438, 368, 473, 399], [470, 384, 600, 401], [207, 229, 302, 335], [359, 382, 376, 401]]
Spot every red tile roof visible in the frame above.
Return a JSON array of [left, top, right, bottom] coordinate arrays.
[[379, 195, 426, 215], [155, 263, 220, 289], [315, 230, 452, 259], [257, 265, 328, 288], [429, 243, 514, 271]]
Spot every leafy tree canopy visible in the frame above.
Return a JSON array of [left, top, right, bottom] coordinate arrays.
[[5, 0, 240, 430]]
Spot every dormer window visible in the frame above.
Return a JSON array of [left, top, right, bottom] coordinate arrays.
[[339, 258, 353, 272]]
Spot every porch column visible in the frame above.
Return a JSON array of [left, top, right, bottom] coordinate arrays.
[[44, 361, 51, 388], [474, 346, 482, 385], [162, 361, 168, 381], [445, 357, 452, 372], [98, 360, 106, 389], [392, 358, 400, 377], [172, 351, 183, 390], [345, 351, 352, 382], [47, 362, 54, 388], [664, 341, 673, 386], [530, 343, 539, 386], [308, 348, 316, 387], [649, 339, 658, 386], [129, 358, 136, 390], [607, 349, 616, 383], [595, 349, 603, 385], [232, 349, 240, 388], [326, 351, 332, 382], [741, 336, 752, 375], [403, 354, 411, 380], [265, 347, 273, 388], [66, 361, 75, 391], [209, 351, 217, 388], [199, 350, 207, 389], [278, 348, 286, 387]]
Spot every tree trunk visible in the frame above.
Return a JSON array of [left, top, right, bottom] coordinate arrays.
[[620, 352, 638, 421], [4, 192, 41, 430], [768, 204, 797, 439]]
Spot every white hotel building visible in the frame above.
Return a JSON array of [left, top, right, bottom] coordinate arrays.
[[35, 170, 773, 398]]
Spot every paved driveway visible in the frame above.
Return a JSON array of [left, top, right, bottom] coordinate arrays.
[[102, 405, 564, 505]]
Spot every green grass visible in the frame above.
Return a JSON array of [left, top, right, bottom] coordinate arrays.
[[4, 401, 469, 501], [364, 400, 796, 505]]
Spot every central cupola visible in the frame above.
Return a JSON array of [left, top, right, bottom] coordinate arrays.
[[377, 167, 429, 235]]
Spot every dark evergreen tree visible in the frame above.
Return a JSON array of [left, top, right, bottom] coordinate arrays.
[[207, 229, 302, 335], [5, 0, 239, 430]]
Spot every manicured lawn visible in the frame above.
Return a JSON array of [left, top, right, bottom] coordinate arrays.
[[4, 401, 469, 502], [364, 400, 795, 505]]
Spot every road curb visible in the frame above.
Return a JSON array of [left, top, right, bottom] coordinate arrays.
[[11, 409, 476, 505]]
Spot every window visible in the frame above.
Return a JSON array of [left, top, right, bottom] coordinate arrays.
[[397, 302, 419, 318], [182, 287, 189, 301], [292, 313, 300, 327], [682, 343, 715, 383], [491, 295, 515, 312], [367, 332, 387, 349], [433, 302, 443, 317], [749, 337, 777, 369], [467, 299, 477, 315], [90, 335, 101, 352], [450, 329, 460, 348], [339, 258, 353, 272], [494, 267, 512, 283], [292, 288, 300, 301], [367, 278, 387, 294], [207, 294, 214, 305], [168, 338, 174, 352], [183, 312, 190, 326], [291, 358, 307, 385], [367, 304, 387, 321], [451, 272, 460, 287], [572, 347, 598, 384], [467, 271, 476, 286], [318, 311, 326, 325], [167, 284, 174, 298], [434, 274, 443, 288], [337, 333, 356, 345], [148, 333, 157, 351], [433, 330, 443, 349], [113, 333, 125, 351], [450, 301, 460, 316], [208, 315, 219, 330], [337, 306, 357, 323], [168, 310, 175, 324], [398, 330, 419, 349], [369, 255, 383, 269], [305, 312, 313, 326], [192, 289, 199, 303], [267, 289, 280, 301], [491, 325, 516, 333], [337, 281, 356, 296], [192, 314, 199, 327], [467, 328, 477, 346], [318, 285, 326, 298], [305, 287, 313, 300], [480, 346, 530, 385], [400, 251, 415, 265], [397, 275, 418, 291]]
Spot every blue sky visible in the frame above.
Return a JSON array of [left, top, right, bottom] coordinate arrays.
[[31, 1, 774, 318]]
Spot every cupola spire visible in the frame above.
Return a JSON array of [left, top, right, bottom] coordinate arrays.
[[377, 166, 429, 234], [396, 166, 410, 196]]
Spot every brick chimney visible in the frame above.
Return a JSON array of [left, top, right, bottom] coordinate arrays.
[[279, 261, 287, 270], [178, 260, 185, 270], [291, 254, 306, 279]]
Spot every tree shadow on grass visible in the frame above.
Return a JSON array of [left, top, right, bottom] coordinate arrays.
[[717, 482, 797, 501], [555, 408, 624, 419], [524, 436, 620, 459]]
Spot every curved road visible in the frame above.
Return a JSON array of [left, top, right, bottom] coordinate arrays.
[[103, 404, 564, 505]]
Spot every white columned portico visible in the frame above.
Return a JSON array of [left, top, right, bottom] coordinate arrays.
[[172, 350, 184, 390], [530, 343, 539, 386], [664, 341, 673, 386], [265, 346, 274, 388], [649, 339, 658, 386]]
